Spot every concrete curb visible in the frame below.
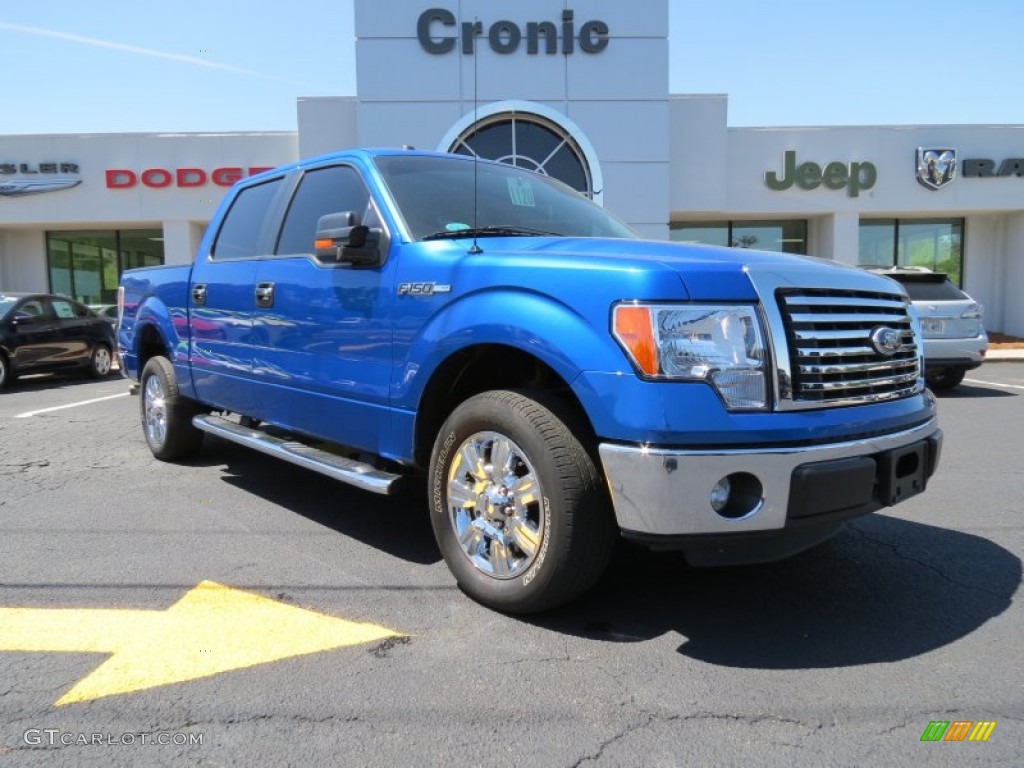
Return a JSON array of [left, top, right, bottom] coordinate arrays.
[[986, 349, 1024, 362]]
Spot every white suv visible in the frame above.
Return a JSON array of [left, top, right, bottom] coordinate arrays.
[[871, 267, 987, 390]]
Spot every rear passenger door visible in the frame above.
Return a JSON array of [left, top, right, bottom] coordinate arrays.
[[189, 175, 288, 415], [249, 163, 397, 454]]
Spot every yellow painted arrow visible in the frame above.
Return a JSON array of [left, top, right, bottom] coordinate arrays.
[[0, 581, 404, 706]]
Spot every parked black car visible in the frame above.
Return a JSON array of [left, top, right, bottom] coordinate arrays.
[[0, 293, 117, 389]]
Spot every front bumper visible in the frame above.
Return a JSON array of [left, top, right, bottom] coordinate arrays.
[[599, 419, 942, 549]]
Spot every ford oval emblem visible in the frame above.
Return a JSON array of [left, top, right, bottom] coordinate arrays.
[[870, 326, 903, 356]]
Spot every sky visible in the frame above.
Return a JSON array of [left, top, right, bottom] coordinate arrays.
[[0, 0, 1021, 135]]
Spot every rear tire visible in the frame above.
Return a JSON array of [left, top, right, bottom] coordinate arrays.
[[140, 356, 204, 460], [428, 390, 615, 614], [926, 367, 966, 391]]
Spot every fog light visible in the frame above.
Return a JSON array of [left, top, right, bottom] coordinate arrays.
[[709, 472, 764, 520], [710, 477, 731, 512]]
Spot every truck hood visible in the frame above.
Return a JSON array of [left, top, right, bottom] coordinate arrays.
[[487, 237, 889, 301]]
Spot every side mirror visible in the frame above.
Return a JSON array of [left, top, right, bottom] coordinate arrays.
[[314, 211, 382, 267]]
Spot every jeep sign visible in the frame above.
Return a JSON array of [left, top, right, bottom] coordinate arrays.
[[765, 150, 877, 198]]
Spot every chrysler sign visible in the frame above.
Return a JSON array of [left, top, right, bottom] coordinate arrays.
[[0, 161, 81, 197]]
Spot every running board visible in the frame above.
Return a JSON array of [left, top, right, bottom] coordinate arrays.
[[192, 414, 403, 495]]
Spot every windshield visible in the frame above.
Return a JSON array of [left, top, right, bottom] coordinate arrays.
[[373, 154, 637, 241]]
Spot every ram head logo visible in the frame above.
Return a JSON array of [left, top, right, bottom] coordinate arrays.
[[916, 148, 956, 190]]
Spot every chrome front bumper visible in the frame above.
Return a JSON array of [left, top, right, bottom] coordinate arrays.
[[598, 419, 942, 538]]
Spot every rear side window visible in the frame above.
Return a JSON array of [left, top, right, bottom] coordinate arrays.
[[212, 179, 283, 260], [899, 278, 967, 301], [276, 165, 372, 255]]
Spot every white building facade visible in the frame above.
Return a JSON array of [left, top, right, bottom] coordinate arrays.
[[1, 0, 1022, 334]]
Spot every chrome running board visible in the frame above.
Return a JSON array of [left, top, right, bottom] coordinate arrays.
[[192, 414, 403, 495]]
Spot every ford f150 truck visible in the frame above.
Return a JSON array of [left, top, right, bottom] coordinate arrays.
[[118, 149, 942, 613]]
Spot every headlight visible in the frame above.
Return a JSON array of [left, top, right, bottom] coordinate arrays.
[[612, 303, 768, 410]]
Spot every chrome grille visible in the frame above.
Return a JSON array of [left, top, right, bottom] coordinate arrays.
[[778, 289, 921, 404]]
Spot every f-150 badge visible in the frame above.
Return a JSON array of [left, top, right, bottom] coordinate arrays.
[[398, 282, 452, 296]]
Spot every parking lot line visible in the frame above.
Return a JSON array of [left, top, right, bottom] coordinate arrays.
[[964, 378, 1024, 391], [15, 392, 131, 419]]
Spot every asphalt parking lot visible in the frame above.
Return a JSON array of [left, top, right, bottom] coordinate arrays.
[[0, 366, 1021, 767]]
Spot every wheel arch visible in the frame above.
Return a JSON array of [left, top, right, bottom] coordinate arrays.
[[413, 343, 596, 469]]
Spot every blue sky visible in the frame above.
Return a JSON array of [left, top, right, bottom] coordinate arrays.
[[0, 0, 1020, 135]]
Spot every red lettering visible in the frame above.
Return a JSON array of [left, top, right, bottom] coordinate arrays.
[[104, 165, 273, 189], [176, 168, 207, 187], [141, 168, 173, 188], [105, 169, 137, 188], [212, 167, 242, 186]]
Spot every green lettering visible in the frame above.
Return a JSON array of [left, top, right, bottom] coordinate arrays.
[[764, 151, 796, 190], [796, 162, 822, 190], [847, 161, 877, 197], [822, 161, 848, 190]]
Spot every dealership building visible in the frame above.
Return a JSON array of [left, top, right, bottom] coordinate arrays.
[[2, 0, 1023, 336]]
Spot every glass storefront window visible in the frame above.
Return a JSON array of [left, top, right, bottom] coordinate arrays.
[[46, 229, 164, 305], [670, 220, 808, 254], [859, 218, 964, 286]]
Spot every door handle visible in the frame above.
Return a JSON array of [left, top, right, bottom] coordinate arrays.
[[191, 283, 207, 307], [255, 282, 275, 309]]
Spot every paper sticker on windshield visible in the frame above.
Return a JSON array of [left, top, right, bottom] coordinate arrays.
[[507, 177, 536, 208]]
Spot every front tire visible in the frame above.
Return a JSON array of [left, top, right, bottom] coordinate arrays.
[[428, 390, 615, 614], [0, 352, 9, 390], [140, 356, 204, 460]]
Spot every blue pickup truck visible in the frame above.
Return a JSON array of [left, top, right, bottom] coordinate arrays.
[[118, 148, 942, 612]]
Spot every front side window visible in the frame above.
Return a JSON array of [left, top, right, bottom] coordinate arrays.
[[212, 179, 283, 260], [859, 218, 965, 285], [276, 166, 372, 255]]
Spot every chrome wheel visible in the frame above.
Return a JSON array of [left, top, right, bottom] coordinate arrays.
[[143, 372, 168, 448], [446, 431, 545, 579]]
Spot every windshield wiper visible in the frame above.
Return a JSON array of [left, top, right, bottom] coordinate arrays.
[[421, 224, 560, 241]]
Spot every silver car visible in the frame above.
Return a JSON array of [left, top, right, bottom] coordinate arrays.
[[872, 268, 987, 390]]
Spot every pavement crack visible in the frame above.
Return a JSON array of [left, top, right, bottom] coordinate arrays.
[[848, 523, 1012, 600]]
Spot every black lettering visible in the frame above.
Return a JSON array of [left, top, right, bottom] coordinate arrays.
[[527, 21, 557, 54], [562, 9, 574, 54], [461, 20, 482, 54], [19, 163, 38, 174], [997, 158, 1024, 177], [488, 21, 521, 54], [60, 163, 79, 173], [39, 163, 57, 173], [962, 158, 995, 177], [579, 20, 609, 53], [0, 164, 16, 174], [417, 8, 456, 54]]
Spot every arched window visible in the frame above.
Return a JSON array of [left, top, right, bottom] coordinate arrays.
[[449, 112, 594, 198]]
